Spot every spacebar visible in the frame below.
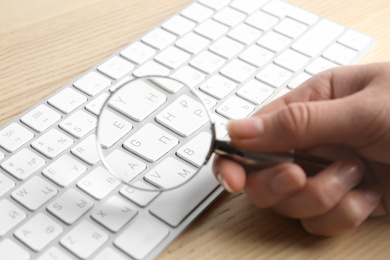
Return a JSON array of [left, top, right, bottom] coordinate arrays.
[[149, 164, 219, 227]]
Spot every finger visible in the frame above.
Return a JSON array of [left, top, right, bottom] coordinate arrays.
[[271, 158, 364, 219], [212, 155, 246, 193], [244, 163, 306, 208], [301, 186, 382, 236]]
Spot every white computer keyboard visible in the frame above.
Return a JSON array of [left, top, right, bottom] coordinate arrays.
[[0, 0, 374, 259]]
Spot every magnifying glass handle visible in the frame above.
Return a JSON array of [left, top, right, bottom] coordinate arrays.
[[214, 140, 332, 174]]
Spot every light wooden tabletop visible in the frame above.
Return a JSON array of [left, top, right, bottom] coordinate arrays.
[[1, 0, 390, 259]]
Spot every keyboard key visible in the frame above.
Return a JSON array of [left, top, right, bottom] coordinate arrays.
[[338, 29, 373, 51], [274, 17, 307, 39], [42, 154, 87, 187], [231, 0, 269, 14], [149, 77, 184, 93], [199, 74, 237, 100], [0, 173, 15, 196], [268, 88, 291, 103], [256, 63, 293, 88], [144, 157, 196, 189], [114, 216, 169, 260], [0, 199, 26, 236], [213, 6, 245, 27], [12, 176, 57, 211], [181, 3, 214, 23], [305, 57, 339, 75], [109, 75, 133, 92], [31, 129, 74, 159], [14, 212, 63, 251], [245, 11, 278, 31], [323, 43, 357, 65], [120, 181, 160, 207], [0, 151, 3, 160], [47, 188, 94, 225], [91, 195, 137, 232], [85, 93, 109, 116], [175, 32, 210, 54], [48, 87, 87, 114], [237, 79, 275, 105], [71, 134, 101, 165], [77, 166, 121, 200], [216, 95, 255, 120], [177, 131, 212, 167], [171, 65, 205, 88], [132, 60, 170, 77], [97, 56, 134, 80], [123, 123, 178, 162], [193, 90, 217, 110], [1, 148, 45, 180], [288, 72, 312, 89], [239, 45, 274, 67], [0, 238, 30, 260], [93, 248, 127, 260], [257, 31, 291, 53], [195, 19, 228, 40], [59, 110, 97, 138], [274, 48, 310, 72], [199, 0, 229, 10], [0, 122, 34, 152], [189, 50, 225, 74], [220, 59, 256, 83], [21, 104, 62, 133], [37, 247, 73, 260], [156, 94, 209, 137], [162, 15, 195, 36], [209, 36, 244, 59], [154, 46, 190, 69], [228, 23, 262, 45], [141, 28, 176, 50], [73, 71, 112, 96], [120, 42, 156, 65], [60, 220, 109, 259], [292, 19, 344, 57]]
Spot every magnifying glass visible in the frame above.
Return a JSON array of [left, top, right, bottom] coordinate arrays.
[[96, 76, 330, 192]]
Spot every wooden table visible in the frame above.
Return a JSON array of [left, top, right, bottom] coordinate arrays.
[[1, 0, 390, 259]]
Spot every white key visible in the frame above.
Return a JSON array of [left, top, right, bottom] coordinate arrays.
[[37, 247, 73, 260], [96, 110, 133, 149], [181, 3, 214, 23], [262, 0, 319, 25], [195, 19, 228, 40], [73, 71, 111, 96], [60, 220, 109, 259], [231, 0, 269, 14], [48, 88, 87, 114], [59, 110, 97, 138], [199, 0, 229, 10], [145, 157, 196, 189], [213, 114, 229, 139], [217, 95, 255, 120], [150, 164, 219, 227], [220, 59, 256, 83], [305, 57, 339, 75], [31, 129, 74, 159], [97, 56, 134, 80], [0, 199, 26, 236], [0, 122, 34, 152], [193, 90, 217, 110], [189, 50, 225, 74], [91, 195, 137, 232], [77, 166, 121, 200], [209, 36, 244, 59], [14, 213, 63, 251], [104, 150, 146, 183], [177, 132, 212, 167], [85, 93, 109, 116], [237, 79, 275, 105], [141, 28, 176, 50], [132, 60, 170, 77], [288, 72, 312, 89], [333, 48, 357, 65], [114, 216, 169, 260], [239, 45, 274, 67], [274, 48, 310, 72], [12, 176, 57, 211], [175, 32, 210, 55], [119, 181, 160, 207], [292, 19, 344, 57], [274, 18, 307, 38], [228, 23, 262, 45], [93, 248, 127, 260], [257, 31, 291, 53], [171, 66, 205, 88], [149, 77, 184, 93], [156, 95, 209, 137], [0, 173, 15, 196], [42, 154, 87, 187], [155, 46, 190, 69], [71, 134, 101, 165], [162, 15, 195, 36], [0, 238, 30, 260], [338, 29, 373, 51], [256, 63, 292, 88], [47, 188, 94, 225], [0, 151, 3, 160], [21, 104, 61, 133], [199, 74, 237, 100], [213, 6, 245, 27], [120, 42, 156, 64], [322, 43, 347, 61], [123, 123, 178, 162], [109, 76, 133, 92], [1, 148, 45, 180], [108, 79, 166, 122], [268, 88, 291, 103], [246, 11, 278, 31]]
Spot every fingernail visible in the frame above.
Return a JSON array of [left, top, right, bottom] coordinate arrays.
[[270, 168, 304, 195], [336, 161, 364, 189], [217, 172, 234, 193], [364, 186, 382, 205]]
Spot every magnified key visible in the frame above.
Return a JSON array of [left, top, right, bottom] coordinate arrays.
[[96, 76, 331, 192]]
